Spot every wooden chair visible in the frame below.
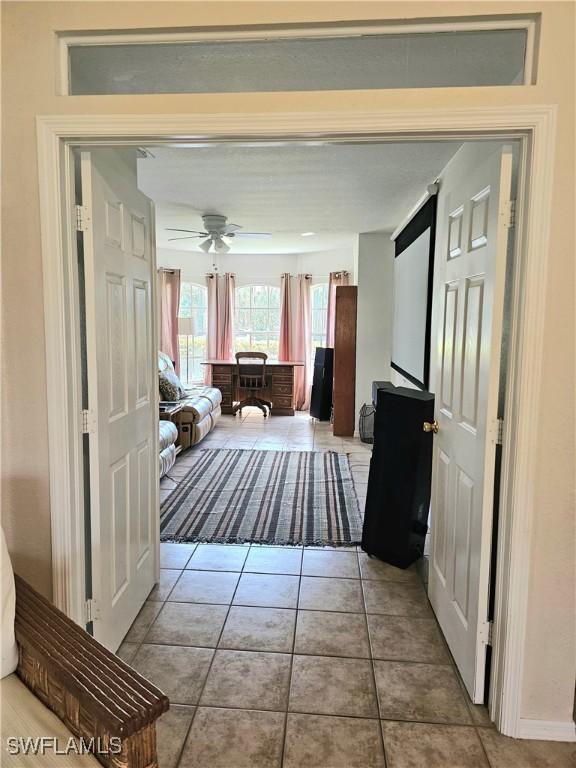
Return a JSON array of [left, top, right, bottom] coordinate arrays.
[[233, 352, 272, 417], [10, 575, 169, 767]]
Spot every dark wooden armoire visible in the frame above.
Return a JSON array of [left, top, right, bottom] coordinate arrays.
[[332, 285, 358, 437]]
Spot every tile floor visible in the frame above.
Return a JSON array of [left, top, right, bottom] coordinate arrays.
[[118, 410, 574, 768]]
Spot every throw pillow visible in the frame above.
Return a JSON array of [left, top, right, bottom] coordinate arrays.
[[159, 370, 186, 401]]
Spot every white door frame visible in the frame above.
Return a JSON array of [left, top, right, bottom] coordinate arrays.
[[37, 105, 557, 739]]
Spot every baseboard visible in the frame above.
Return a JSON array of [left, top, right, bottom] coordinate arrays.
[[517, 718, 576, 742]]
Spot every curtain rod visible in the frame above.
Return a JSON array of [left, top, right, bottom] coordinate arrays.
[[203, 273, 322, 279], [205, 272, 236, 277]]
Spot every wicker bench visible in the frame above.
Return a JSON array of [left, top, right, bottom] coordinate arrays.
[[10, 576, 169, 768]]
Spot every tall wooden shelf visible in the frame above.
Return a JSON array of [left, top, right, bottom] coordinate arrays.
[[333, 285, 358, 436]]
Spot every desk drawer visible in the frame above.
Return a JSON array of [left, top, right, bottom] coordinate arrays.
[[213, 381, 232, 394], [273, 367, 292, 377], [273, 384, 293, 396], [212, 366, 232, 377], [273, 374, 293, 385], [212, 372, 232, 383], [273, 395, 293, 408]]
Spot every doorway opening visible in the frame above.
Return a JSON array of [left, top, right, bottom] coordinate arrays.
[[38, 104, 556, 741], [73, 134, 520, 717]]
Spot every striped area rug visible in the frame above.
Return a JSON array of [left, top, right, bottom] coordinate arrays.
[[160, 449, 362, 546]]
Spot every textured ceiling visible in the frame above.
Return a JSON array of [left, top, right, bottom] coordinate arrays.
[[137, 142, 461, 254]]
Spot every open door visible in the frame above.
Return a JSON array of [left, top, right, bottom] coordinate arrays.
[[428, 143, 513, 702], [80, 149, 158, 651]]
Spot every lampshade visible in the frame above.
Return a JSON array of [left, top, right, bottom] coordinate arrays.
[[178, 317, 193, 335], [199, 238, 212, 253]]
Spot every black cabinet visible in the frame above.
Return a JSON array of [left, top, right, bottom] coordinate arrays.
[[361, 381, 434, 568]]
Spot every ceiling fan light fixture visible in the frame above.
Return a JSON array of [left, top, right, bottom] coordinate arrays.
[[199, 238, 213, 253], [214, 237, 230, 254], [166, 214, 270, 252]]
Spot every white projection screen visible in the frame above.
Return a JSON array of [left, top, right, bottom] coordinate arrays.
[[391, 196, 436, 389]]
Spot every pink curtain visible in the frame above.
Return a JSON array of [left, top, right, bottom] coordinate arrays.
[[294, 274, 312, 411], [205, 274, 219, 384], [218, 273, 236, 360], [279, 273, 293, 361], [326, 271, 350, 347], [158, 268, 181, 374], [205, 272, 236, 383]]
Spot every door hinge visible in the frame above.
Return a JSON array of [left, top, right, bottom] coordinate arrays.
[[502, 199, 516, 229], [75, 204, 90, 232], [479, 620, 494, 646], [81, 409, 96, 434], [489, 418, 504, 446], [85, 598, 100, 624]]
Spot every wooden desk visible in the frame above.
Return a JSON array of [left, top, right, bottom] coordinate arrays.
[[202, 360, 303, 416]]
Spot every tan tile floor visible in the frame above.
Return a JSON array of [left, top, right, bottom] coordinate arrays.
[[119, 410, 575, 768]]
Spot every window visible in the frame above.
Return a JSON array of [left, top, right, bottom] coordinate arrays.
[[311, 283, 329, 363], [64, 22, 535, 95], [235, 285, 280, 359], [178, 283, 208, 384]]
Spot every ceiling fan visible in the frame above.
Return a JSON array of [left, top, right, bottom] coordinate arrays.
[[166, 214, 271, 254]]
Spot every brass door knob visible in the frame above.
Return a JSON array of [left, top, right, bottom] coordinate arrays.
[[423, 420, 439, 434]]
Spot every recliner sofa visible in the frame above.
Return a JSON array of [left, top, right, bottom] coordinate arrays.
[[158, 352, 222, 450], [159, 420, 178, 478]]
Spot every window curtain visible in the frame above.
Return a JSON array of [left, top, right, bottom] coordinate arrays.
[[326, 270, 350, 347], [294, 274, 312, 411], [218, 272, 236, 360], [279, 273, 293, 361], [158, 268, 181, 374], [205, 272, 236, 383], [205, 274, 219, 384]]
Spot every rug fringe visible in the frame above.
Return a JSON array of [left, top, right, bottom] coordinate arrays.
[[160, 535, 360, 548]]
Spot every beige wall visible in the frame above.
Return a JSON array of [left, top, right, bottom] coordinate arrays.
[[1, 1, 574, 726]]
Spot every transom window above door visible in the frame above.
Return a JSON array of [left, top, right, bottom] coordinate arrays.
[[235, 285, 280, 359], [62, 18, 537, 95]]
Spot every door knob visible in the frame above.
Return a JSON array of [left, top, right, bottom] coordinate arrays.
[[423, 420, 439, 434]]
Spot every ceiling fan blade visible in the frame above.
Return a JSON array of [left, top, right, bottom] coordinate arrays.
[[165, 228, 208, 235], [233, 232, 272, 238], [223, 223, 242, 234], [167, 235, 203, 241]]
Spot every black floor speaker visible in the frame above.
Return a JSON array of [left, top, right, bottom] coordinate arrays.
[[361, 381, 435, 568], [309, 347, 333, 421]]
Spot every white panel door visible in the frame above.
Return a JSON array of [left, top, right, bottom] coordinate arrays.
[[81, 149, 158, 651], [428, 143, 513, 702]]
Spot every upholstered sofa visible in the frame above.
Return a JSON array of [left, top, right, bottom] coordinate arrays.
[[158, 352, 222, 450], [159, 420, 178, 478]]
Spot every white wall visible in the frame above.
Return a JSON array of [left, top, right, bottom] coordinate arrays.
[[156, 247, 355, 287], [355, 233, 394, 429]]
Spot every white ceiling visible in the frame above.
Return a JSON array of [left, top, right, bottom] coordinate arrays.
[[137, 142, 461, 255]]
